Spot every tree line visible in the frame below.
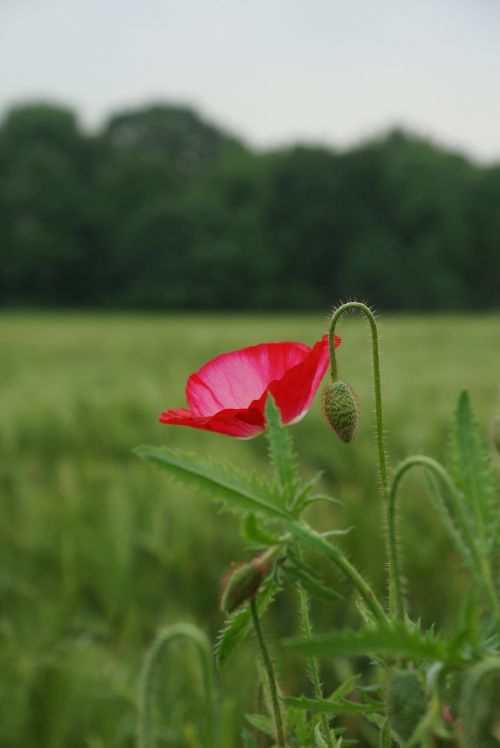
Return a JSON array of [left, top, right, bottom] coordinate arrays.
[[0, 102, 498, 310]]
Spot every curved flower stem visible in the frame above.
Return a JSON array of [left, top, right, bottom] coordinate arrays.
[[389, 455, 500, 626], [328, 302, 389, 497], [138, 623, 214, 748], [328, 303, 393, 612], [250, 597, 287, 747]]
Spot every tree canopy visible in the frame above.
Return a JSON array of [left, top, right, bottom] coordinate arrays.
[[0, 102, 497, 310]]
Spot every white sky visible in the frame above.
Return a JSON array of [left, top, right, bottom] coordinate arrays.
[[1, 0, 499, 161]]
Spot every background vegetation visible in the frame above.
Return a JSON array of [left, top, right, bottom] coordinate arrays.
[[1, 102, 499, 311], [1, 312, 499, 746]]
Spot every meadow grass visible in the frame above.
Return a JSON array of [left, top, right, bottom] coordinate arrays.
[[0, 312, 499, 747]]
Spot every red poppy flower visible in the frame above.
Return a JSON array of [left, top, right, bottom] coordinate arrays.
[[159, 333, 340, 438]]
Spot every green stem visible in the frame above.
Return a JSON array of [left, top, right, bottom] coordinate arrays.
[[138, 623, 214, 748], [389, 455, 500, 626], [328, 302, 389, 495], [297, 583, 335, 748], [250, 597, 287, 747], [288, 520, 387, 623]]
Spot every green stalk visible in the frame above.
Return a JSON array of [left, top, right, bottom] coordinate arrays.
[[250, 598, 287, 747], [328, 303, 395, 615], [138, 623, 214, 748], [297, 583, 335, 748]]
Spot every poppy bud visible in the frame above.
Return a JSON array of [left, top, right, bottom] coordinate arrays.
[[220, 554, 270, 614], [387, 669, 427, 742], [322, 380, 359, 443], [492, 416, 500, 454]]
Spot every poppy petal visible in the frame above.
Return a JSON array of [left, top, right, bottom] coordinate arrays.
[[159, 405, 265, 438], [186, 340, 311, 415]]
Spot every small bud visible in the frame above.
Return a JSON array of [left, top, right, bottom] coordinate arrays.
[[322, 380, 359, 443], [220, 554, 269, 614], [492, 416, 500, 454], [387, 669, 427, 742]]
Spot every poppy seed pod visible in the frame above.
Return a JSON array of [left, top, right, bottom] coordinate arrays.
[[220, 555, 270, 614], [322, 380, 359, 443], [387, 669, 427, 742]]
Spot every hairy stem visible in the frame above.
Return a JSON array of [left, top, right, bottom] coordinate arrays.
[[288, 520, 387, 623], [250, 597, 287, 747], [389, 455, 500, 625], [328, 302, 395, 614], [138, 623, 214, 748], [328, 302, 389, 494], [297, 582, 335, 748]]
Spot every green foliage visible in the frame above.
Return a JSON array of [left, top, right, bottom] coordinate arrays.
[[282, 620, 458, 664], [1, 102, 500, 311], [449, 390, 497, 551], [265, 396, 299, 505], [135, 445, 288, 521], [2, 313, 500, 746], [215, 576, 280, 671]]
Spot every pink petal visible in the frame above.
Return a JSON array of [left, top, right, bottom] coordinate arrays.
[[186, 341, 311, 415]]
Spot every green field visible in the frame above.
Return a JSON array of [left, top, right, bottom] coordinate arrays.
[[1, 312, 499, 747]]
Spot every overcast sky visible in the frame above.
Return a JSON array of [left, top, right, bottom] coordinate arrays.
[[1, 0, 499, 161]]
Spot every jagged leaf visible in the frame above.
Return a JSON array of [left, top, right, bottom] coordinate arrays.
[[215, 576, 280, 671], [283, 556, 343, 602], [242, 513, 283, 547], [284, 694, 383, 716], [423, 471, 469, 560], [449, 391, 497, 549], [135, 445, 288, 521], [265, 396, 299, 505], [282, 620, 461, 664]]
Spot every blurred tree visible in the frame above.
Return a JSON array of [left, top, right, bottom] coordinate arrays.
[[0, 104, 92, 306], [0, 102, 497, 311]]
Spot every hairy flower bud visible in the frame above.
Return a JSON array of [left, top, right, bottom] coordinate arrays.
[[387, 669, 427, 742], [220, 554, 271, 614], [322, 380, 359, 443]]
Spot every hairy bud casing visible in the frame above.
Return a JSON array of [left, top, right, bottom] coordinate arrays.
[[322, 380, 359, 443], [387, 669, 427, 741]]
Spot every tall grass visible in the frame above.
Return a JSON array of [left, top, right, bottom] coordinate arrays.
[[0, 312, 498, 746]]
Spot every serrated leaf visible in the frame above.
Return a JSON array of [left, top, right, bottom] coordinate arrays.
[[242, 513, 283, 547], [265, 396, 299, 505], [135, 445, 288, 521], [282, 620, 461, 665], [423, 471, 469, 560], [284, 694, 383, 716], [246, 712, 275, 737], [449, 391, 497, 549], [215, 576, 280, 671], [283, 560, 343, 603]]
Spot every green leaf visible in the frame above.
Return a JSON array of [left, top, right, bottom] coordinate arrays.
[[245, 713, 275, 737], [282, 620, 461, 664], [423, 471, 469, 560], [135, 445, 288, 521], [265, 396, 299, 505], [449, 391, 497, 549], [284, 694, 383, 716], [283, 555, 343, 602], [215, 576, 280, 671], [242, 513, 283, 547]]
